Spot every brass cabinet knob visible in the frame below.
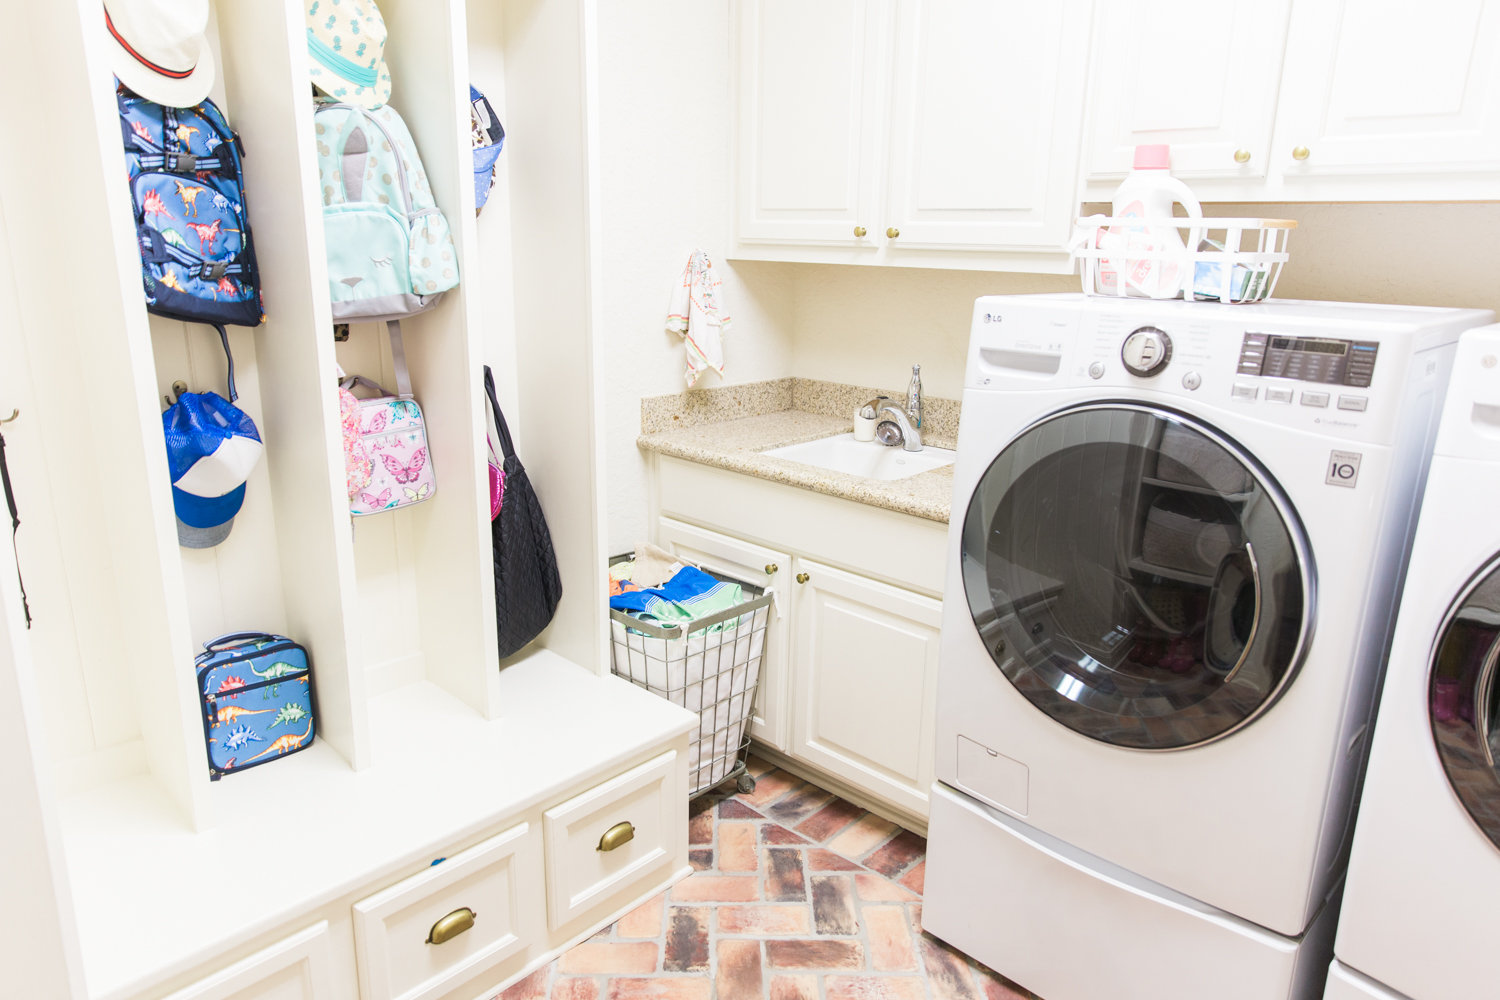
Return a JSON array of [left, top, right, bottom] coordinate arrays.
[[1233, 148, 1251, 163], [885, 227, 900, 239], [1291, 145, 1310, 161], [764, 563, 778, 575], [598, 821, 635, 852], [796, 573, 810, 584], [853, 226, 867, 238], [427, 907, 477, 945]]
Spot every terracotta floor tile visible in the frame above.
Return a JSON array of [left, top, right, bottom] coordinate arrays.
[[898, 860, 926, 895], [559, 942, 659, 976], [769, 975, 818, 1000], [827, 814, 900, 859], [810, 874, 858, 935], [920, 935, 981, 1000], [807, 848, 864, 871], [717, 799, 764, 820], [761, 823, 811, 845], [741, 768, 800, 807], [864, 905, 918, 972], [764, 847, 807, 902], [716, 939, 765, 1000], [604, 979, 712, 1000], [553, 979, 599, 1000], [616, 892, 665, 939], [744, 755, 775, 777], [796, 798, 865, 842], [688, 849, 713, 871], [500, 967, 550, 1000], [687, 810, 714, 846], [765, 939, 865, 970], [825, 976, 927, 1000], [663, 906, 709, 972], [975, 965, 1033, 1000], [863, 830, 927, 878], [718, 822, 758, 872], [671, 875, 760, 902], [715, 904, 812, 935], [766, 782, 836, 826], [855, 873, 919, 902]]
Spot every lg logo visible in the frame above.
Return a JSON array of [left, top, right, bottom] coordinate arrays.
[[983, 312, 1003, 324], [1326, 450, 1362, 489]]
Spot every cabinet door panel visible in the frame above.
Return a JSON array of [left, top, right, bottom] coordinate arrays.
[[1274, 0, 1500, 177], [657, 518, 791, 751], [792, 559, 941, 818], [732, 0, 887, 245], [882, 0, 1092, 251], [1083, 0, 1291, 181]]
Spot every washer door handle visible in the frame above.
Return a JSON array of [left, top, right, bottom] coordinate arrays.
[[1476, 634, 1500, 769], [1221, 543, 1262, 685]]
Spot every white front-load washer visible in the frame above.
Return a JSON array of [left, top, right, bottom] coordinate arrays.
[[922, 293, 1493, 1000], [1326, 324, 1500, 1000]]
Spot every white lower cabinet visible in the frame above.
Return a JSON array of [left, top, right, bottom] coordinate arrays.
[[791, 559, 942, 819], [352, 823, 540, 1000], [655, 502, 944, 823], [656, 519, 792, 750], [160, 924, 335, 1000]]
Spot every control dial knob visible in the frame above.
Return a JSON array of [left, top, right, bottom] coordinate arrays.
[[1121, 326, 1172, 378]]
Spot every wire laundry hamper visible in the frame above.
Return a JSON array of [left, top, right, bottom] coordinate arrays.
[[609, 563, 774, 797]]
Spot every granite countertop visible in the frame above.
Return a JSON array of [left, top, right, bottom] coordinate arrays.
[[637, 409, 958, 523]]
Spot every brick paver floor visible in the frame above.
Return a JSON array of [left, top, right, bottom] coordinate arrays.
[[494, 755, 1040, 1000]]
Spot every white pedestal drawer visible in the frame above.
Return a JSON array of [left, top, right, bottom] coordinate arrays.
[[352, 822, 542, 1000], [158, 923, 334, 1000], [543, 750, 681, 931]]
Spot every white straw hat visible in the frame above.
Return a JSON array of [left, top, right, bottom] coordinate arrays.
[[103, 0, 215, 108]]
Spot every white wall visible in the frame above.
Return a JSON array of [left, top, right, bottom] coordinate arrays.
[[596, 1, 796, 552]]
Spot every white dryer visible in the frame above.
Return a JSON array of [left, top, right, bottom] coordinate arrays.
[[1326, 324, 1500, 1000], [922, 293, 1492, 1000]]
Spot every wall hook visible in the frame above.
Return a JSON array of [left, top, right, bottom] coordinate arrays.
[[0, 409, 17, 424], [163, 381, 189, 408]]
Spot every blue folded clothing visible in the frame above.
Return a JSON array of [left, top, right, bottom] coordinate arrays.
[[609, 566, 742, 624]]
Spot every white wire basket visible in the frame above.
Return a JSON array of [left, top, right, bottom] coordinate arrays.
[[1072, 215, 1296, 304]]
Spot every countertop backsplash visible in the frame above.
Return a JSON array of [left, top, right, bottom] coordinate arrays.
[[641, 376, 961, 440]]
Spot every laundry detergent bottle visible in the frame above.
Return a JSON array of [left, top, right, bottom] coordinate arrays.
[[1107, 143, 1203, 299]]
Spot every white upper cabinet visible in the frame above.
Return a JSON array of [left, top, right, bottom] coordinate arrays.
[[733, 0, 886, 247], [731, 0, 1093, 273], [1082, 0, 1291, 183], [1271, 0, 1500, 194], [1082, 0, 1500, 201]]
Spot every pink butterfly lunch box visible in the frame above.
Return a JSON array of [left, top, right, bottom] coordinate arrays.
[[350, 396, 436, 515]]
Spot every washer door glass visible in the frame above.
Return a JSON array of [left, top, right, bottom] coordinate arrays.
[[961, 404, 1311, 749], [1430, 557, 1500, 849]]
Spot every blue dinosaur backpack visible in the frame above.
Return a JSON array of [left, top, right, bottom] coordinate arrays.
[[195, 632, 315, 780], [119, 87, 263, 386]]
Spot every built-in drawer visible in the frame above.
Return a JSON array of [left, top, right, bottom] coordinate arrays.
[[160, 922, 333, 999], [543, 750, 680, 931], [352, 822, 540, 1000]]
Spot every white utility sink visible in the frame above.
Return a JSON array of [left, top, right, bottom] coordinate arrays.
[[762, 433, 957, 481]]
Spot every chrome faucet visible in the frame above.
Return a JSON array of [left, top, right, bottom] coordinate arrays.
[[875, 402, 923, 452]]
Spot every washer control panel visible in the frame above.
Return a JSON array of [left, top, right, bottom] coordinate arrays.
[[1121, 326, 1172, 377], [1236, 332, 1378, 387]]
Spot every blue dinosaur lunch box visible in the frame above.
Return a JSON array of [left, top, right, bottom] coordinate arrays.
[[195, 632, 315, 780]]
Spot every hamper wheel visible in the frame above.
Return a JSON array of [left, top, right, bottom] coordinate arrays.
[[736, 773, 756, 794]]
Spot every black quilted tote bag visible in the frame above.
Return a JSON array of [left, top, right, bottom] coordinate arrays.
[[484, 366, 563, 658]]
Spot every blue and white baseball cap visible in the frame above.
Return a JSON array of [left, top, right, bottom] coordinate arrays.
[[162, 391, 264, 549]]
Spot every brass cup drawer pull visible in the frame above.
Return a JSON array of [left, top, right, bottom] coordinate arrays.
[[426, 907, 477, 945], [598, 820, 635, 852]]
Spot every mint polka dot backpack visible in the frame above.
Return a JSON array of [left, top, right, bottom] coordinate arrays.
[[312, 101, 459, 323]]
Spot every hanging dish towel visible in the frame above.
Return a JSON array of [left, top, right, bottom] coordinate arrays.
[[666, 249, 732, 387]]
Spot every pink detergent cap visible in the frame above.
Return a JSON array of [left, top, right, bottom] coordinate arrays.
[[1133, 144, 1171, 170]]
